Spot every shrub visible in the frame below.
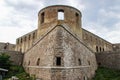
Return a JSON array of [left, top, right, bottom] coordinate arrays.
[[93, 67, 120, 80], [0, 53, 12, 69]]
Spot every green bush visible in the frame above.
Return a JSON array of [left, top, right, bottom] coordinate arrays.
[[4, 65, 33, 80], [0, 53, 12, 69], [93, 67, 120, 80], [0, 53, 33, 80]]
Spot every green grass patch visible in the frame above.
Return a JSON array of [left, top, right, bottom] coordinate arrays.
[[93, 67, 120, 80]]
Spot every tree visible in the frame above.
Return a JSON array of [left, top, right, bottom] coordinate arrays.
[[0, 53, 11, 69]]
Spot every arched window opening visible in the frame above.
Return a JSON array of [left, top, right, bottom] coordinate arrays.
[[90, 36, 92, 41], [4, 46, 7, 50], [20, 48, 22, 52], [24, 36, 26, 42], [41, 12, 45, 24], [33, 32, 35, 39], [21, 38, 22, 43], [96, 46, 98, 52], [83, 76, 88, 80], [78, 58, 81, 65], [76, 13, 79, 22], [100, 47, 101, 52], [29, 35, 31, 40], [58, 9, 64, 20], [28, 61, 30, 65], [96, 38, 97, 44], [17, 39, 19, 44], [98, 62, 101, 66], [103, 48, 104, 51], [88, 61, 90, 65], [56, 57, 61, 66], [37, 58, 40, 66]]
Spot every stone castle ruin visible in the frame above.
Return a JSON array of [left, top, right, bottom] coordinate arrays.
[[0, 5, 120, 80]]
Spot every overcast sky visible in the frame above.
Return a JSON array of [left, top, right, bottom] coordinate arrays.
[[0, 0, 120, 44]]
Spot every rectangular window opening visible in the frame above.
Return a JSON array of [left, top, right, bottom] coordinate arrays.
[[56, 57, 61, 66], [58, 9, 64, 20]]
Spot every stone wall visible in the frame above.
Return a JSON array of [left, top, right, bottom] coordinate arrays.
[[96, 51, 120, 70], [23, 25, 97, 80], [82, 29, 113, 53], [15, 30, 37, 53], [23, 25, 58, 80], [0, 42, 15, 51], [0, 50, 23, 65], [57, 25, 97, 79], [113, 43, 120, 51]]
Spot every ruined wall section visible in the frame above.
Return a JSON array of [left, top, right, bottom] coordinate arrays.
[[82, 29, 113, 53], [113, 43, 120, 51], [96, 51, 120, 70], [0, 50, 23, 65], [15, 29, 37, 53], [0, 42, 15, 51]]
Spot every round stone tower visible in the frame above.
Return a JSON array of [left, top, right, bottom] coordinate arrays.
[[37, 5, 82, 39]]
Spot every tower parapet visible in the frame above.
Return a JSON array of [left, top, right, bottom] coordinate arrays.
[[37, 5, 82, 39]]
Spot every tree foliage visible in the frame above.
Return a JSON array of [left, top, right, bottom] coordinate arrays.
[[0, 53, 11, 69]]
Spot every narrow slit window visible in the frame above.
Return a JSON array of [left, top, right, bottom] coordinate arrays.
[[29, 35, 31, 40], [37, 58, 40, 66], [17, 39, 19, 44], [103, 48, 104, 51], [21, 38, 22, 43], [96, 46, 98, 52], [76, 13, 79, 22], [20, 48, 22, 52], [33, 32, 35, 39], [56, 57, 61, 66], [100, 47, 101, 52], [88, 61, 90, 65], [24, 36, 26, 42], [28, 61, 30, 65], [41, 12, 45, 23], [78, 58, 81, 65], [58, 9, 64, 20]]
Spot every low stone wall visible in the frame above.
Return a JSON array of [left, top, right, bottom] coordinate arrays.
[[26, 66, 93, 80], [0, 50, 23, 65], [96, 51, 120, 70]]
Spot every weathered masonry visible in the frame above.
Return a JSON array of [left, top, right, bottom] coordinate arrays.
[[15, 7, 113, 54], [0, 5, 120, 80], [22, 5, 97, 80]]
